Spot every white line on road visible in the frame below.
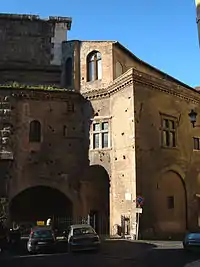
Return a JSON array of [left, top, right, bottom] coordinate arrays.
[[9, 252, 69, 259]]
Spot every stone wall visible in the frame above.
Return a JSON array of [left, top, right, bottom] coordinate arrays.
[[2, 89, 89, 217], [0, 16, 53, 65], [0, 14, 71, 67], [134, 72, 200, 236]]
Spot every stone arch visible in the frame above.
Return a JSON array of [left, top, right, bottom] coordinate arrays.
[[81, 164, 110, 234], [9, 185, 73, 223], [155, 170, 187, 235], [159, 165, 186, 181]]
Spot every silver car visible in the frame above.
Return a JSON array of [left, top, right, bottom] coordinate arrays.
[[68, 224, 101, 252], [183, 232, 200, 251]]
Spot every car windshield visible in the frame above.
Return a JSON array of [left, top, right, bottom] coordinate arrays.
[[73, 227, 95, 236], [32, 230, 53, 238], [187, 233, 200, 239]]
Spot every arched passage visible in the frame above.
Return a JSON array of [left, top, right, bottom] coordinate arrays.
[[81, 165, 110, 234], [155, 171, 187, 234], [9, 186, 73, 223]]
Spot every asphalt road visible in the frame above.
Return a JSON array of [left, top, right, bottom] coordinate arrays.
[[0, 240, 200, 267]]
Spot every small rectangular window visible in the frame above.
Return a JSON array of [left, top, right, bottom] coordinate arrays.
[[193, 137, 200, 150], [91, 120, 110, 150], [102, 132, 108, 148], [93, 133, 100, 149], [167, 196, 174, 209], [93, 123, 100, 132], [63, 125, 67, 137], [161, 116, 177, 148], [102, 122, 108, 131]]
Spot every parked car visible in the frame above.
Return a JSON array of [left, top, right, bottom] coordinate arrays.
[[183, 232, 200, 251], [27, 227, 56, 254], [68, 224, 100, 252]]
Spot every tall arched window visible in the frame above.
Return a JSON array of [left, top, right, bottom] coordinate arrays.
[[65, 57, 73, 87], [115, 61, 123, 78], [87, 51, 102, 82], [29, 120, 41, 142]]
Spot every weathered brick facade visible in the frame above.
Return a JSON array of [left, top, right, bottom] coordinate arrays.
[[1, 13, 200, 238]]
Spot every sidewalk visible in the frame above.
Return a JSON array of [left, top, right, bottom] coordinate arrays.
[[185, 260, 200, 267]]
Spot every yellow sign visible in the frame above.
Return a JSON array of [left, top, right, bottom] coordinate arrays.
[[37, 221, 45, 226]]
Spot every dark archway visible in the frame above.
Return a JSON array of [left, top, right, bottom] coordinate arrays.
[[9, 186, 73, 223], [83, 164, 110, 235]]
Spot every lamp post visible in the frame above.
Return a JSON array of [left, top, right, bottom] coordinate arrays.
[[188, 109, 198, 128]]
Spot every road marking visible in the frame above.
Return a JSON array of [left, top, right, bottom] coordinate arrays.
[[10, 252, 69, 259]]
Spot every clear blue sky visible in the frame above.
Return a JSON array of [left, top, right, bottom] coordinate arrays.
[[1, 0, 200, 87]]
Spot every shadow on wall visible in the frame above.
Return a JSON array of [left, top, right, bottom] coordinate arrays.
[[81, 164, 110, 235]]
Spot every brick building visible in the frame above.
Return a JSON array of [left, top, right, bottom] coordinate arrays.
[[0, 13, 200, 238]]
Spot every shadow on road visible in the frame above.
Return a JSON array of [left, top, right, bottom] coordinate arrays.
[[138, 247, 200, 267], [101, 239, 157, 259]]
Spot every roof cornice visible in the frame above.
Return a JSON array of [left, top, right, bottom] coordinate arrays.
[[83, 68, 200, 104], [132, 70, 200, 104]]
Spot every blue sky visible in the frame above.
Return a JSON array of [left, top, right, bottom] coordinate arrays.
[[1, 0, 199, 87]]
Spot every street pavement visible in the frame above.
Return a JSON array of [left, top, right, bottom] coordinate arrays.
[[0, 239, 200, 266]]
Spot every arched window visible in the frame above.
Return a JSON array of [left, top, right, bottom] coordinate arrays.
[[29, 120, 41, 142], [87, 51, 102, 82], [115, 61, 123, 78], [65, 57, 73, 87]]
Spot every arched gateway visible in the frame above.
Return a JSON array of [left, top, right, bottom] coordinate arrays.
[[9, 186, 73, 223]]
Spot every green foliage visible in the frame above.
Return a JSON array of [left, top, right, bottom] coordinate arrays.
[[0, 82, 75, 92]]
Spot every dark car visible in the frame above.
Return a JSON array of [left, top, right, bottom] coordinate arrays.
[[183, 232, 200, 251], [27, 227, 56, 254], [68, 224, 101, 252]]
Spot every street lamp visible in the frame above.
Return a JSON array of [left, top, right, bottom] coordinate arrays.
[[189, 109, 198, 128]]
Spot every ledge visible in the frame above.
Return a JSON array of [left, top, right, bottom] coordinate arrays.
[[0, 13, 72, 31], [0, 82, 76, 92]]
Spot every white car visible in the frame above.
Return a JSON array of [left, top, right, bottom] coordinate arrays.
[[68, 224, 101, 252]]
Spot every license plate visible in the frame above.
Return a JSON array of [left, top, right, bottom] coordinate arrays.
[[38, 242, 47, 245]]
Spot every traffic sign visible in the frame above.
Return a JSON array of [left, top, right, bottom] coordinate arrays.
[[136, 196, 144, 206]]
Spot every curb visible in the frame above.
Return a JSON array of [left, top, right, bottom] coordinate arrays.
[[185, 260, 200, 267]]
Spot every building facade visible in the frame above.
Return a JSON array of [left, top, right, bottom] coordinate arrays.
[[0, 13, 200, 238]]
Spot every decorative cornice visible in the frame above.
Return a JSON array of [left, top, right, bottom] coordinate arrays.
[[83, 69, 134, 100], [132, 70, 200, 104], [83, 68, 200, 105]]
